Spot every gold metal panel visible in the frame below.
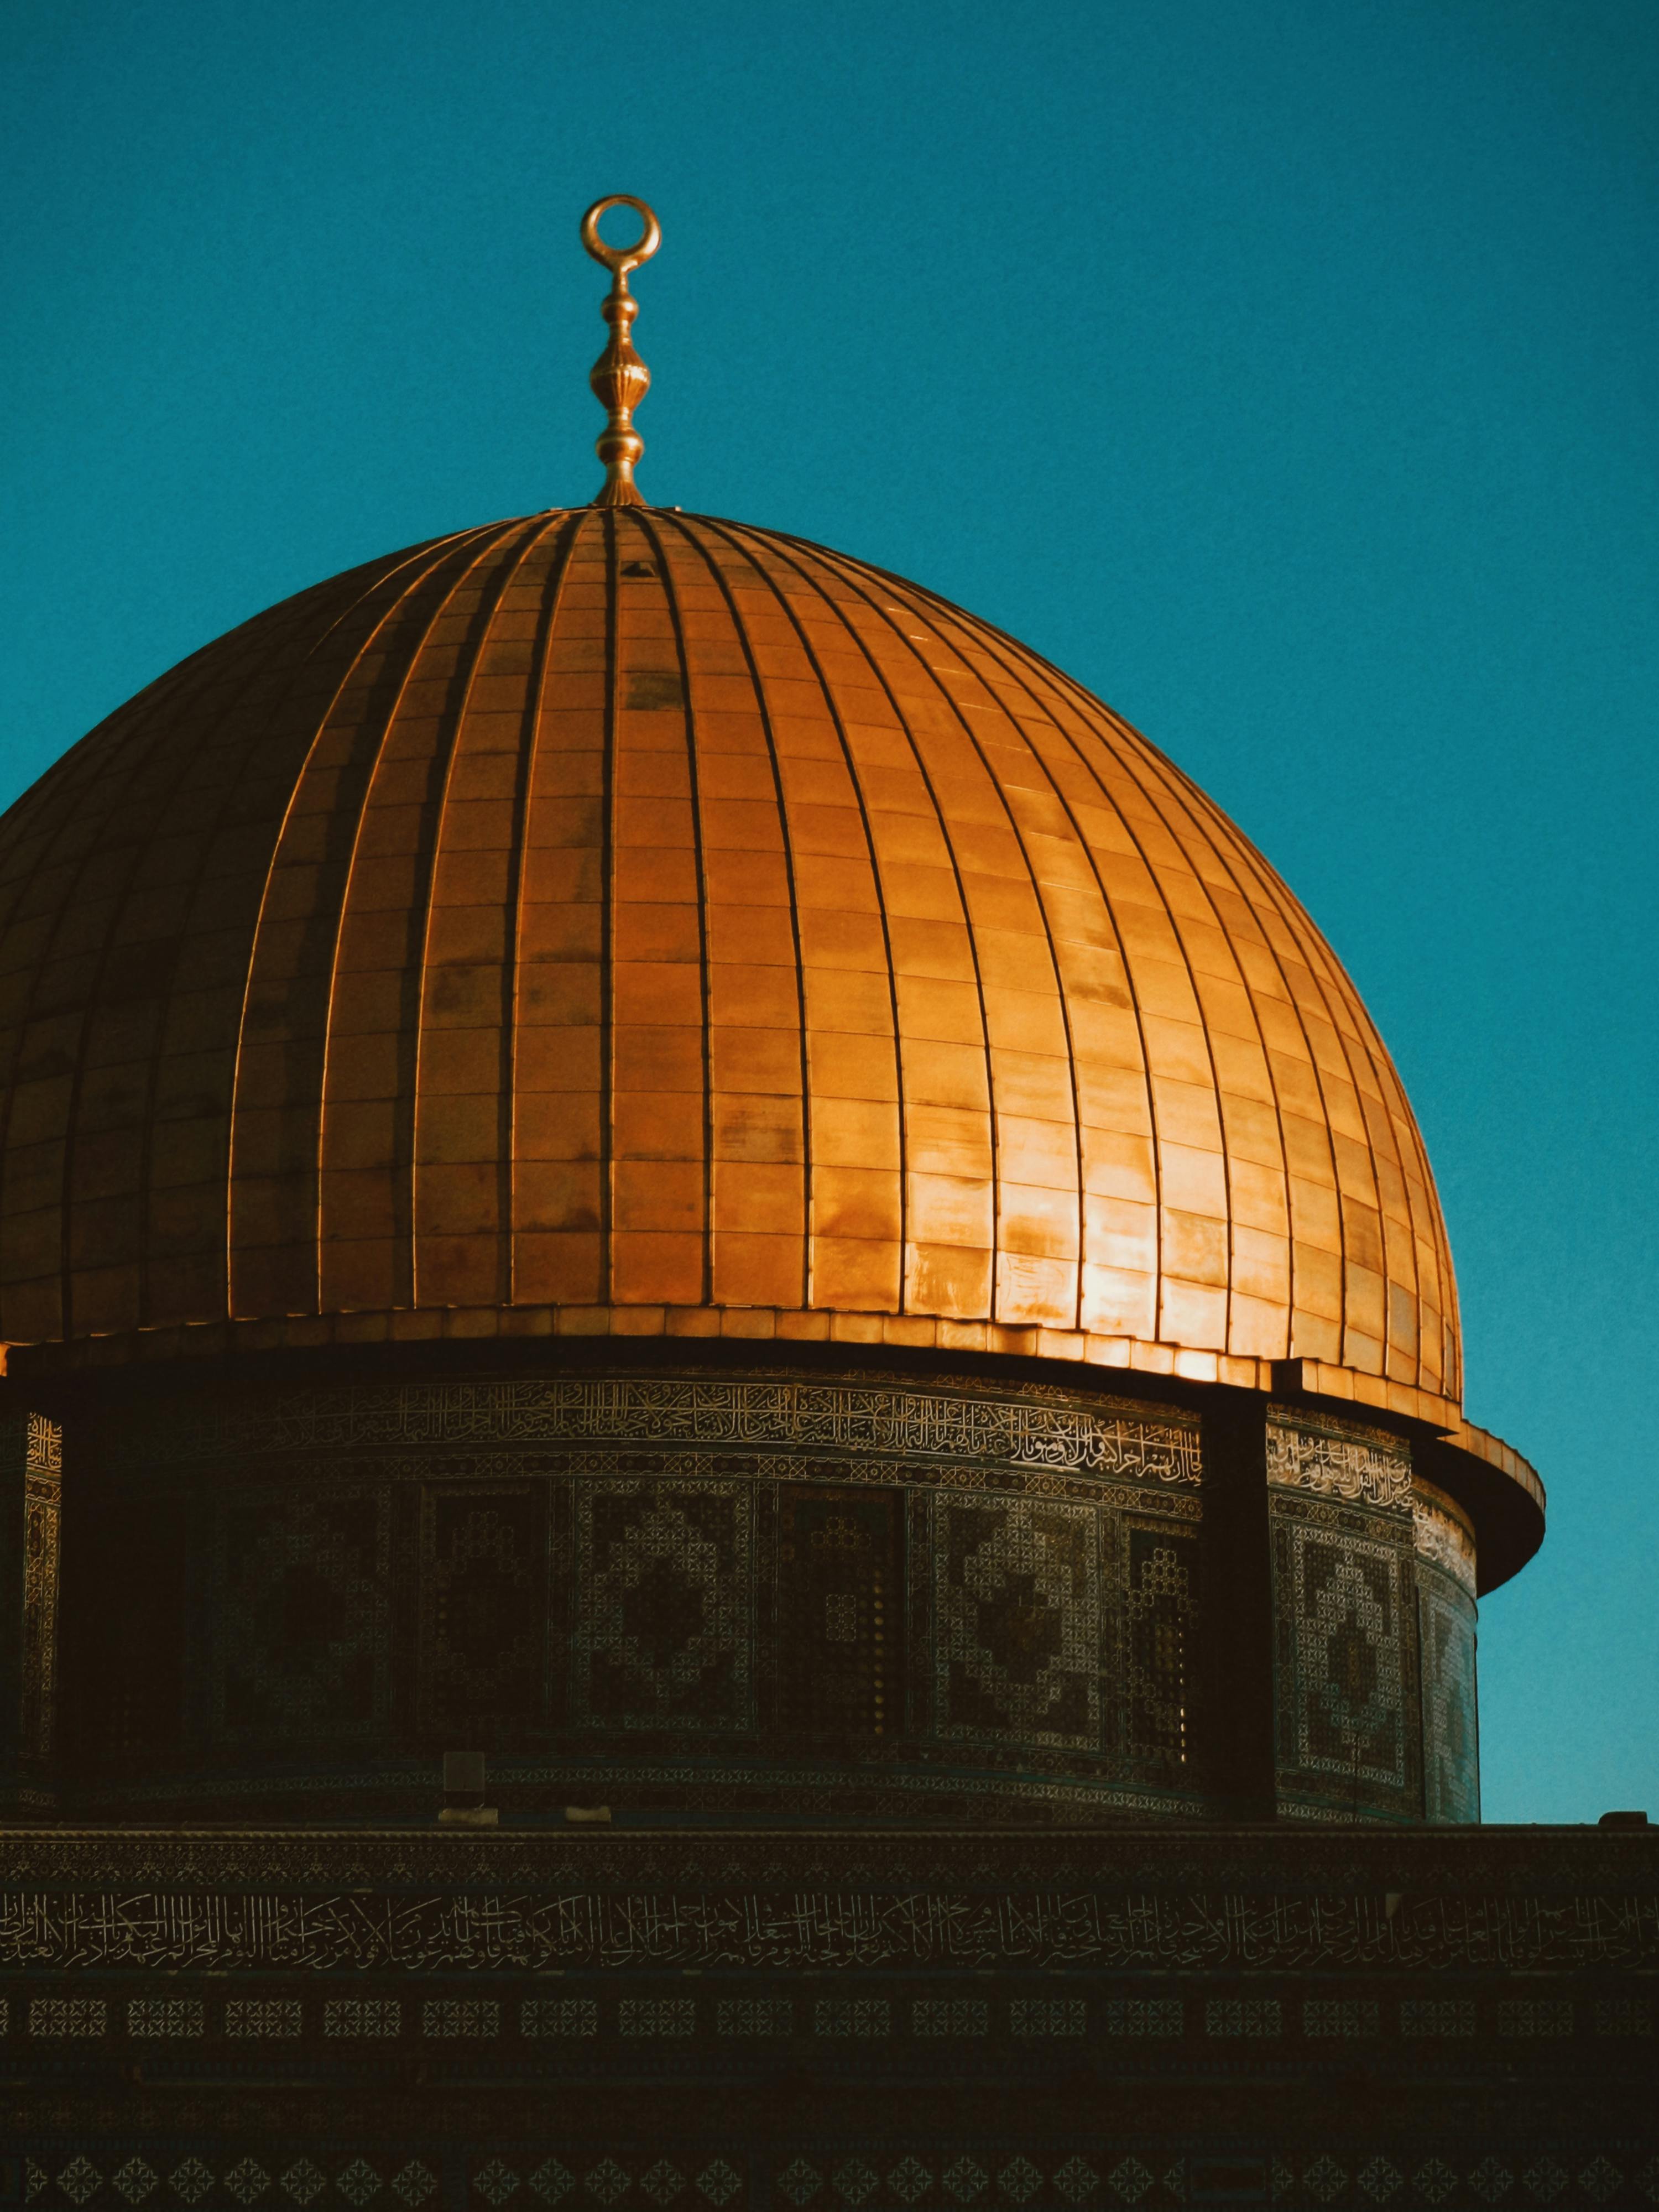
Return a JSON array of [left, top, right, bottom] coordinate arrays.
[[0, 508, 1467, 1411]]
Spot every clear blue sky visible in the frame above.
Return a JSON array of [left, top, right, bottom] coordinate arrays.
[[4, 0, 1655, 1822]]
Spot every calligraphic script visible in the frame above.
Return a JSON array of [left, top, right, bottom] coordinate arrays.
[[1, 1890, 1653, 1974], [127, 1379, 1202, 1487]]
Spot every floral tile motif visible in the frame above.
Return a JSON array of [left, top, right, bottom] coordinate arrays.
[[1102, 1998, 1182, 2039], [1010, 1998, 1086, 2038], [813, 1998, 891, 2038], [620, 1996, 697, 2037], [127, 1996, 206, 2037], [942, 2161, 988, 2203], [325, 1997, 403, 2037], [29, 1997, 106, 2037], [1400, 1999, 1477, 2038], [225, 1998, 302, 2038], [910, 1999, 988, 2037], [1302, 1997, 1379, 2038], [717, 1999, 793, 2037], [523, 1996, 601, 2038], [1497, 1999, 1573, 2038], [1205, 1997, 1282, 2038], [422, 1997, 499, 2038]]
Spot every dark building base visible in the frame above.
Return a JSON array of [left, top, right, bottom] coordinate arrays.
[[1, 1823, 1655, 2209]]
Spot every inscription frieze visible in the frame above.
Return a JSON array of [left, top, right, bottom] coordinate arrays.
[[1266, 1418, 1412, 1511], [0, 1889, 1652, 1974], [111, 1379, 1201, 1489], [1414, 1498, 1477, 1596]]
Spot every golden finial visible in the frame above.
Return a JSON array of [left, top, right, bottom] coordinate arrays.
[[581, 194, 661, 508]]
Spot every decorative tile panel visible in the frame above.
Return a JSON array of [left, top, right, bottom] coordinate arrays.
[[127, 1997, 205, 2036], [1010, 1999, 1086, 2037], [932, 1496, 1099, 1749], [1419, 1580, 1479, 1824], [620, 1997, 697, 2037], [1272, 1496, 1411, 1804], [717, 1999, 793, 2036], [422, 1998, 499, 2037], [774, 1487, 903, 1738], [1205, 1997, 1282, 2037], [1416, 1495, 1479, 1827], [1400, 1999, 1477, 2037], [1595, 1997, 1652, 2037], [215, 1493, 390, 1746], [225, 1999, 302, 2037], [1302, 1998, 1379, 2037], [1124, 1526, 1198, 1765], [1101, 1999, 1183, 2038], [28, 1996, 105, 2036], [418, 1485, 547, 1738], [910, 1999, 989, 2037], [576, 1483, 753, 1731], [813, 1998, 890, 2037], [1497, 1999, 1573, 2037], [522, 1996, 599, 2037], [325, 1997, 403, 2037]]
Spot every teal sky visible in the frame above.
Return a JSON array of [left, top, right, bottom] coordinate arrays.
[[4, 1, 1655, 1821]]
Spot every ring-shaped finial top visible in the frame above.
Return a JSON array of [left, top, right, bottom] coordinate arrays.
[[580, 195, 662, 277]]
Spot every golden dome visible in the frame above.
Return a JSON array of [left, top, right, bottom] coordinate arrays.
[[0, 507, 1462, 1420]]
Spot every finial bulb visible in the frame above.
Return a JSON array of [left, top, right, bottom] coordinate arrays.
[[581, 195, 661, 508]]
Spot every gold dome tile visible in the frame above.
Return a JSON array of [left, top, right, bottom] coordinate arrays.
[[0, 509, 1463, 1415]]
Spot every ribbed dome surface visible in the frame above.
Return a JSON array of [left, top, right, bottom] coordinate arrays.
[[0, 509, 1460, 1405]]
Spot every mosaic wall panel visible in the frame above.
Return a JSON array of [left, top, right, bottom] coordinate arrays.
[[1270, 1501, 1416, 1816], [36, 1370, 1490, 1824], [574, 1481, 754, 1733], [932, 1495, 1099, 1751], [1267, 1416, 1418, 1819], [214, 1491, 392, 1747], [1418, 1579, 1479, 1825], [773, 1486, 905, 1739], [418, 1484, 549, 1741], [1415, 1488, 1479, 1827], [1122, 1524, 1199, 1767], [0, 1414, 60, 1777]]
